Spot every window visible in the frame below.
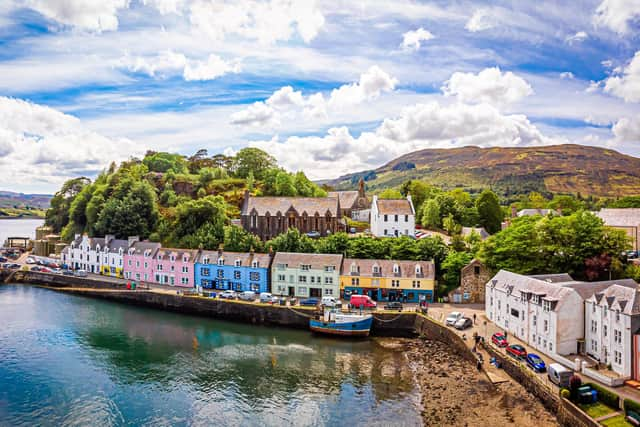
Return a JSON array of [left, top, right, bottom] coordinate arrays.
[[325, 277, 333, 284], [170, 255, 175, 263], [277, 274, 285, 281], [394, 214, 398, 222], [182, 266, 189, 273], [474, 266, 480, 275], [510, 308, 519, 317], [543, 320, 548, 332], [250, 283, 260, 292], [384, 229, 388, 235], [202, 257, 209, 265], [299, 275, 307, 283], [615, 351, 622, 364], [218, 257, 224, 266], [324, 266, 335, 272], [277, 263, 286, 270], [372, 265, 380, 274], [144, 262, 148, 269], [289, 275, 294, 283], [301, 264, 311, 271], [616, 311, 620, 322], [250, 272, 260, 281], [181, 277, 189, 285], [591, 320, 597, 333], [604, 306, 608, 317], [201, 267, 210, 276], [217, 269, 224, 278], [234, 271, 241, 280], [490, 297, 493, 306], [235, 259, 241, 267], [350, 263, 359, 274], [135, 273, 140, 281], [128, 260, 132, 267], [549, 342, 553, 352], [614, 329, 622, 344], [157, 264, 163, 271], [405, 215, 408, 222], [604, 325, 608, 337], [592, 303, 596, 313], [170, 265, 175, 272], [324, 288, 333, 295], [393, 264, 400, 274], [251, 214, 257, 228], [298, 287, 307, 294], [533, 315, 537, 327], [412, 280, 421, 288], [144, 273, 148, 281], [391, 280, 400, 288], [384, 214, 388, 222], [252, 261, 259, 268], [351, 278, 359, 286]]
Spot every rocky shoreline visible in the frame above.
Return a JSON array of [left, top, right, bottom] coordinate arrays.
[[397, 337, 559, 427]]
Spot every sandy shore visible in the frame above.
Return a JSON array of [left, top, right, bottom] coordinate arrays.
[[383, 337, 559, 427]]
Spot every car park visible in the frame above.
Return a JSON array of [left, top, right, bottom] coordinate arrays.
[[454, 317, 473, 330], [491, 332, 508, 347], [219, 290, 237, 300], [30, 266, 43, 271], [445, 312, 463, 326], [506, 344, 527, 359], [526, 353, 547, 372], [238, 291, 257, 301], [300, 298, 319, 306], [384, 301, 403, 311]]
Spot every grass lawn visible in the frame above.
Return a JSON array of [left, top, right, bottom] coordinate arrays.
[[579, 401, 616, 418], [601, 414, 633, 427]]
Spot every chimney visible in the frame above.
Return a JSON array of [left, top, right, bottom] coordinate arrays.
[[268, 245, 274, 256], [128, 236, 139, 247], [249, 246, 255, 255], [358, 178, 365, 197], [105, 234, 115, 245], [218, 243, 224, 256]]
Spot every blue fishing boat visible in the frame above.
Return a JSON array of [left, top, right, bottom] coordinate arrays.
[[309, 310, 373, 337]]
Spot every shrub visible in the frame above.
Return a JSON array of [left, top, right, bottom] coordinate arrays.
[[624, 398, 640, 415], [569, 375, 582, 401], [560, 388, 570, 399], [585, 382, 620, 409]]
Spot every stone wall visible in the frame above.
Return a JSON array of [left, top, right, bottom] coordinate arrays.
[[413, 313, 477, 363]]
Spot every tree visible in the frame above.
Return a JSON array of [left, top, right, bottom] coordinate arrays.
[[275, 171, 297, 196], [608, 196, 640, 208], [45, 177, 91, 233], [169, 196, 228, 249], [421, 199, 440, 229], [441, 251, 474, 292], [527, 192, 548, 209], [476, 189, 503, 234], [316, 232, 350, 254], [346, 237, 388, 259], [548, 195, 584, 214], [443, 214, 461, 235], [378, 189, 403, 199], [232, 148, 276, 180], [389, 236, 420, 260], [223, 225, 263, 252], [265, 228, 316, 253], [143, 152, 189, 174]]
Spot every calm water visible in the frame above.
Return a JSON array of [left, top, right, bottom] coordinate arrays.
[[0, 218, 43, 246], [0, 285, 421, 426]]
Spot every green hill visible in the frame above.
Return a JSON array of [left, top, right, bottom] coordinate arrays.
[[326, 144, 640, 198]]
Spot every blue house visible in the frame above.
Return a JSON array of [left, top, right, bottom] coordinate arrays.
[[194, 248, 272, 293]]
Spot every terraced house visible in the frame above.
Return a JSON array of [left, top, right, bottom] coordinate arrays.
[[340, 258, 435, 303], [195, 248, 271, 293], [62, 234, 136, 278], [153, 247, 198, 288], [124, 241, 161, 283], [271, 252, 342, 298]]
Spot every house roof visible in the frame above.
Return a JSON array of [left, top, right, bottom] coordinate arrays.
[[242, 196, 340, 217], [562, 279, 637, 300], [196, 250, 271, 267], [517, 209, 559, 217], [327, 191, 359, 209], [90, 237, 105, 250], [530, 273, 574, 283], [129, 241, 161, 257], [587, 283, 640, 315], [156, 247, 198, 260], [595, 209, 640, 227], [374, 198, 414, 215], [272, 252, 343, 270], [461, 227, 490, 239], [106, 239, 130, 253], [342, 258, 434, 279]]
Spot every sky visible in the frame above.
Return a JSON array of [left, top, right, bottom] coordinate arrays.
[[0, 0, 639, 194]]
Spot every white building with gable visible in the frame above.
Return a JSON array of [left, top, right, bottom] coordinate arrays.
[[370, 195, 415, 237]]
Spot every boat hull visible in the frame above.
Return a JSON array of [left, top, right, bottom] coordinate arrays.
[[309, 316, 373, 337]]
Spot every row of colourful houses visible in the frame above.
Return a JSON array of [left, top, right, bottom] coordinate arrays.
[[61, 234, 436, 302]]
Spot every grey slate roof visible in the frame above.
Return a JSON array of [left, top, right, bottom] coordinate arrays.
[[595, 209, 640, 227], [587, 283, 640, 315], [461, 227, 490, 239], [129, 241, 161, 257], [242, 196, 340, 217], [530, 273, 574, 283], [517, 209, 559, 217], [272, 252, 343, 271], [196, 250, 271, 267]]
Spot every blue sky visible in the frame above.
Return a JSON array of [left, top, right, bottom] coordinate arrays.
[[0, 0, 639, 193]]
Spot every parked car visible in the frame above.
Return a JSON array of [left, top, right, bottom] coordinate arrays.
[[445, 311, 463, 326], [25, 257, 36, 264], [299, 298, 320, 306], [526, 353, 547, 372], [349, 294, 377, 309], [491, 332, 508, 347], [454, 317, 473, 330], [259, 292, 274, 303], [627, 250, 638, 259], [506, 344, 527, 359], [384, 301, 403, 311], [62, 270, 74, 276], [39, 267, 54, 273], [219, 290, 237, 300], [2, 263, 20, 269], [74, 269, 87, 277], [305, 231, 321, 238], [547, 363, 572, 387], [321, 296, 340, 307], [52, 268, 63, 274], [47, 262, 60, 269], [0, 256, 7, 263], [238, 291, 257, 301]]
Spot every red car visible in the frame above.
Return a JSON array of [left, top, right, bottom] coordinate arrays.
[[506, 344, 527, 359], [491, 332, 508, 347]]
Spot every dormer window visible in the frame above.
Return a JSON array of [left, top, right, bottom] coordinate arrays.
[[393, 264, 400, 274], [104, 247, 108, 253], [350, 263, 359, 274], [118, 248, 123, 255], [170, 255, 175, 262], [202, 257, 209, 265], [234, 259, 241, 267], [157, 255, 163, 261], [128, 248, 134, 256], [415, 265, 423, 275], [252, 260, 259, 268], [372, 265, 380, 274], [183, 256, 188, 263], [218, 257, 224, 266]]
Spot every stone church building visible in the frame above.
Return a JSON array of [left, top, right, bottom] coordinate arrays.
[[327, 178, 371, 222], [448, 259, 491, 304], [241, 191, 344, 241]]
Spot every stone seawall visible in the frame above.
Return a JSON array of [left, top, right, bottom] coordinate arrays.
[[413, 313, 477, 363]]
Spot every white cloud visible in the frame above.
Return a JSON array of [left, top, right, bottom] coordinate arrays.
[[565, 31, 588, 44], [400, 27, 434, 52], [24, 0, 130, 32], [442, 67, 533, 106], [603, 51, 640, 102], [612, 115, 640, 141], [252, 101, 561, 179], [119, 50, 241, 81], [593, 0, 640, 35], [602, 59, 614, 68], [183, 54, 241, 81], [188, 0, 324, 44], [230, 66, 397, 127], [560, 72, 575, 79], [328, 66, 397, 109], [142, 0, 185, 15], [0, 97, 143, 189], [465, 9, 497, 32]]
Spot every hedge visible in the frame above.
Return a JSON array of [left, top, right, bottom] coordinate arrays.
[[624, 398, 640, 415], [585, 382, 620, 409]]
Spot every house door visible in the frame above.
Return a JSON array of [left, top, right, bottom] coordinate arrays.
[[288, 286, 295, 297], [310, 288, 322, 298]]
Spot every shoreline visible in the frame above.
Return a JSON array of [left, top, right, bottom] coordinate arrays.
[[0, 216, 44, 220]]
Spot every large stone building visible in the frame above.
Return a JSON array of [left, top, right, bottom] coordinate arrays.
[[327, 178, 371, 222], [595, 208, 640, 251], [448, 259, 490, 303], [241, 191, 343, 241], [369, 195, 415, 237]]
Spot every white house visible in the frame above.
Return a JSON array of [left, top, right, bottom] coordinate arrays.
[[486, 270, 633, 358], [370, 195, 415, 237], [62, 234, 136, 278], [585, 283, 640, 379]]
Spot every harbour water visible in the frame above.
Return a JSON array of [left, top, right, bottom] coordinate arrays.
[[0, 285, 421, 426], [0, 218, 43, 246]]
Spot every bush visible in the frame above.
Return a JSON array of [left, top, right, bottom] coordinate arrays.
[[585, 382, 620, 409], [624, 398, 640, 415], [560, 388, 570, 399], [569, 375, 582, 401]]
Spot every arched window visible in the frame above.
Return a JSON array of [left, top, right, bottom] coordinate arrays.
[[393, 264, 400, 274], [415, 264, 422, 275], [372, 264, 380, 274], [252, 260, 259, 268]]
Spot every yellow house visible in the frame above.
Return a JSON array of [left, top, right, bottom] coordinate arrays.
[[340, 258, 435, 303]]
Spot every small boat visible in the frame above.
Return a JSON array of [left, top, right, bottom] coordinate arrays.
[[309, 309, 373, 337]]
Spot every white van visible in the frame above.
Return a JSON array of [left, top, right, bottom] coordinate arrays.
[[321, 296, 340, 307], [259, 292, 273, 303], [74, 269, 87, 277], [238, 291, 257, 301], [547, 363, 572, 387]]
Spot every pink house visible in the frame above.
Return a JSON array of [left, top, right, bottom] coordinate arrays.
[[124, 241, 161, 283], [153, 247, 198, 288]]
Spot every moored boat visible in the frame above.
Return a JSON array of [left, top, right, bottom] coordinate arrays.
[[309, 310, 373, 337]]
